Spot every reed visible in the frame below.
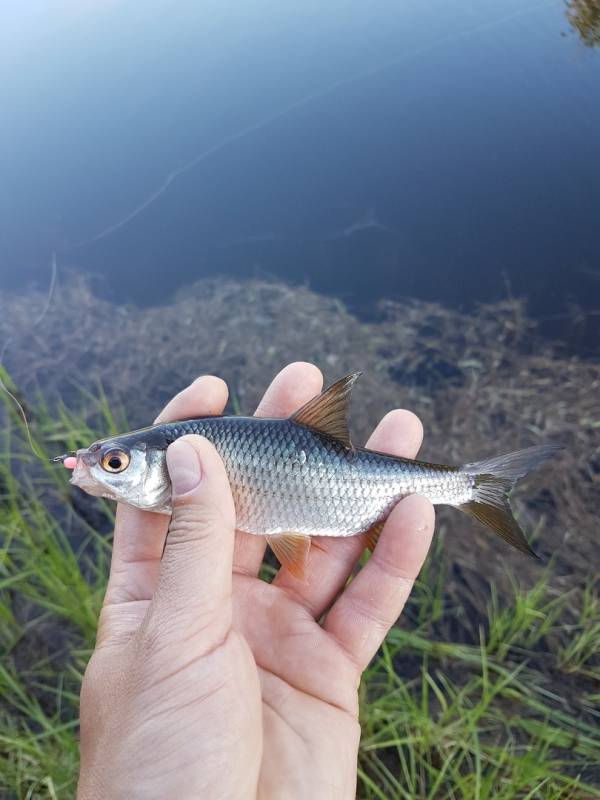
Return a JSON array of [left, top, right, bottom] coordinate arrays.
[[0, 383, 598, 799]]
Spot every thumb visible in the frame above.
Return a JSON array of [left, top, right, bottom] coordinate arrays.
[[149, 435, 236, 642]]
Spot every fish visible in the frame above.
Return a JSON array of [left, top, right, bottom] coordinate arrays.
[[54, 373, 562, 578]]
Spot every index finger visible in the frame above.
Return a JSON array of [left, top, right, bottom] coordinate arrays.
[[103, 375, 228, 606]]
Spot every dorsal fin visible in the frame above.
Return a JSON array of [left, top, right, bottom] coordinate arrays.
[[291, 372, 361, 448]]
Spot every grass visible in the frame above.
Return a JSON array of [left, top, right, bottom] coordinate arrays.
[[0, 381, 599, 799]]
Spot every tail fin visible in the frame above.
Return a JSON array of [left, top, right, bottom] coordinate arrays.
[[459, 444, 563, 559]]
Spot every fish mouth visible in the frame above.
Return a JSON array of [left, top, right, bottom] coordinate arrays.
[[52, 449, 106, 495], [69, 454, 108, 496]]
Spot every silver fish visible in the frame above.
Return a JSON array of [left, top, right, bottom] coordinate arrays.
[[55, 373, 561, 577]]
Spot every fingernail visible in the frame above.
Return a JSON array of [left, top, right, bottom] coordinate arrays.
[[167, 439, 202, 495]]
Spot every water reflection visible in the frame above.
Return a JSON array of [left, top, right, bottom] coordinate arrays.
[[566, 0, 600, 46]]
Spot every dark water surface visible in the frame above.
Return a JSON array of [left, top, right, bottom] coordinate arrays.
[[1, 1, 599, 348]]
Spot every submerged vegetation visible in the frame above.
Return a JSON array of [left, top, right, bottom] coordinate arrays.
[[0, 276, 599, 797]]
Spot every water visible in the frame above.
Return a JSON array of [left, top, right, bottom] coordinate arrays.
[[1, 0, 599, 350]]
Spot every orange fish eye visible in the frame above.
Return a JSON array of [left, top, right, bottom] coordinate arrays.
[[101, 448, 130, 473]]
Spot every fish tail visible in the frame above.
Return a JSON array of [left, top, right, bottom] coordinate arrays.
[[458, 444, 563, 559]]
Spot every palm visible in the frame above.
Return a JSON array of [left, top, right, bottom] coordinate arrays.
[[233, 572, 361, 797], [96, 363, 433, 799]]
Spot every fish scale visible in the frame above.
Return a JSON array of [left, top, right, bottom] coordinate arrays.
[[127, 415, 474, 538]]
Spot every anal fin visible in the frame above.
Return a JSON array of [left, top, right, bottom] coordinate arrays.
[[363, 520, 385, 553], [267, 534, 312, 580]]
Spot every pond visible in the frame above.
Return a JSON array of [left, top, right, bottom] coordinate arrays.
[[1, 0, 599, 351]]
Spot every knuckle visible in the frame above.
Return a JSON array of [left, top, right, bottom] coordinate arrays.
[[371, 552, 416, 586], [167, 503, 225, 544], [81, 652, 121, 709], [347, 593, 396, 632], [136, 616, 164, 655]]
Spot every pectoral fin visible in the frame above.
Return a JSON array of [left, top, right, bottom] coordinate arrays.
[[268, 534, 312, 580]]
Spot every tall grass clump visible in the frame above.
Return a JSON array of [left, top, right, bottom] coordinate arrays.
[[0, 377, 598, 799]]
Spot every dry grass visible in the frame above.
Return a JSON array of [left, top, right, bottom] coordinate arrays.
[[0, 273, 596, 590]]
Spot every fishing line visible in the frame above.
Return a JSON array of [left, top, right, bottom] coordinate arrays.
[[0, 252, 58, 460], [66, 1, 553, 251]]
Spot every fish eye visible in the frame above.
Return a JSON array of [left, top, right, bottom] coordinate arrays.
[[101, 448, 130, 473]]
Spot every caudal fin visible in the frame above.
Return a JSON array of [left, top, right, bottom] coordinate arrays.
[[459, 444, 563, 559]]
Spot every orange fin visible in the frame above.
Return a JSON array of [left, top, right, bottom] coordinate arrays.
[[268, 534, 312, 580], [461, 501, 539, 559], [363, 520, 385, 552], [291, 372, 361, 448]]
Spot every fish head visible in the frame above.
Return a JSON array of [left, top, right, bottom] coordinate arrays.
[[60, 438, 172, 514]]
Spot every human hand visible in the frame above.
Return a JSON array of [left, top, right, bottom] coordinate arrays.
[[78, 363, 435, 800]]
